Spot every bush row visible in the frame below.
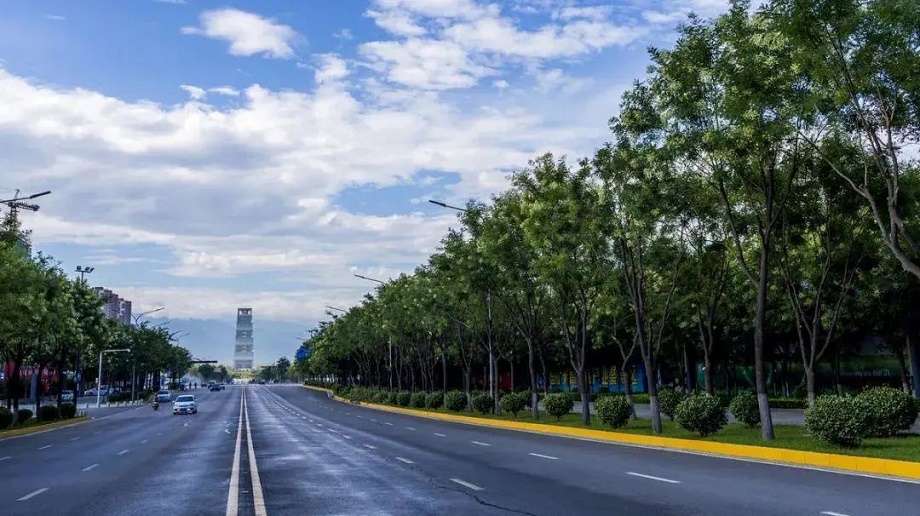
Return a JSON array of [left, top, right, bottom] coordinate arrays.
[[0, 403, 79, 430]]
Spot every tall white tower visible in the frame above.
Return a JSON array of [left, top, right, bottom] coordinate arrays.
[[234, 307, 254, 369]]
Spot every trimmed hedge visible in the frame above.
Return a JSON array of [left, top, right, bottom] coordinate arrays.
[[499, 392, 526, 417], [387, 391, 399, 405], [16, 408, 33, 424], [595, 395, 632, 428], [729, 391, 760, 427], [0, 407, 12, 429], [470, 392, 494, 415], [410, 392, 427, 409], [60, 402, 77, 419], [426, 392, 444, 409], [658, 388, 687, 421], [675, 392, 727, 437], [543, 393, 574, 421], [856, 387, 918, 437], [445, 391, 467, 412], [804, 395, 871, 447], [396, 392, 411, 407], [38, 405, 60, 421]]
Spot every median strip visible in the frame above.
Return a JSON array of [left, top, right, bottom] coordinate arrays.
[[304, 385, 920, 481]]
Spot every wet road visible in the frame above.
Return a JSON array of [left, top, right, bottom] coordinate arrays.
[[2, 385, 917, 515]]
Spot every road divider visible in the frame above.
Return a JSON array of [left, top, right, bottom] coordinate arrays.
[[304, 385, 920, 481], [0, 416, 89, 441]]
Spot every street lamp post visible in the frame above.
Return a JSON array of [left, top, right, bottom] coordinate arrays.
[[97, 349, 130, 407], [353, 274, 394, 390], [75, 265, 94, 283], [429, 198, 498, 409], [133, 307, 165, 326]]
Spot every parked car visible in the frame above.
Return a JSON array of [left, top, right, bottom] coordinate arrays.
[[156, 389, 172, 402], [84, 386, 110, 397], [172, 395, 197, 415]]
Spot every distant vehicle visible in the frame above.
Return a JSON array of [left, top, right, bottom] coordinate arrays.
[[172, 394, 197, 415], [156, 390, 171, 402], [61, 390, 74, 402], [208, 382, 224, 392], [84, 386, 110, 397]]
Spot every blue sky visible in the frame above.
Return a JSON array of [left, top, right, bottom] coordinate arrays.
[[0, 0, 730, 364]]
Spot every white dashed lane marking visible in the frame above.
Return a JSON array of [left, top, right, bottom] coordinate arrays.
[[82, 464, 98, 472], [471, 441, 491, 447], [395, 457, 414, 464], [450, 478, 483, 491], [529, 453, 559, 460], [18, 488, 48, 501], [626, 472, 680, 484]]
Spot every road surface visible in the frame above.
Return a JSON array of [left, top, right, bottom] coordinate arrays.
[[0, 385, 916, 515]]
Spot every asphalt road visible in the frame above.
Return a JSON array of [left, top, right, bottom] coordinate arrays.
[[1, 385, 917, 515]]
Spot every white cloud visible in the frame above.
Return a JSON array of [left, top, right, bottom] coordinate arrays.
[[313, 54, 349, 85], [493, 79, 509, 89], [154, 0, 186, 3], [209, 86, 240, 96], [44, 14, 66, 21], [556, 6, 614, 21], [181, 8, 301, 59], [333, 28, 353, 40], [180, 84, 207, 100], [366, 9, 427, 37], [361, 39, 494, 90]]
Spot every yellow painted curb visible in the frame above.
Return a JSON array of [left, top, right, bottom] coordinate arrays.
[[302, 385, 920, 480], [0, 415, 89, 440]]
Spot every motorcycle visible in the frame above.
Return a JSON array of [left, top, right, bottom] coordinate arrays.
[[152, 401, 160, 411]]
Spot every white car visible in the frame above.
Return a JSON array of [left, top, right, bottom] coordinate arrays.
[[84, 386, 110, 397], [172, 394, 198, 415]]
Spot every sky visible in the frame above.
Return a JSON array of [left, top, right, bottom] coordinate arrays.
[[0, 0, 731, 364]]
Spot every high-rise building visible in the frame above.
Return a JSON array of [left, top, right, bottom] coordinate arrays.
[[93, 287, 132, 325], [234, 308, 254, 370]]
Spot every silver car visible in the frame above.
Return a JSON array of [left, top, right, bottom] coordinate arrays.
[[172, 394, 197, 415]]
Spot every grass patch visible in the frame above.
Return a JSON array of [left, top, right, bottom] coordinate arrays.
[[393, 404, 920, 463]]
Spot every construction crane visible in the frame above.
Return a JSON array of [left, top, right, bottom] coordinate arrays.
[[0, 189, 51, 216]]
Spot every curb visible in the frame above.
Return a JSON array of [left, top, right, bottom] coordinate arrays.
[[302, 385, 920, 481], [0, 415, 90, 442]]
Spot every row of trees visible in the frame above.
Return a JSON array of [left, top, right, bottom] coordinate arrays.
[[297, 0, 919, 441], [0, 211, 193, 416], [258, 357, 292, 382]]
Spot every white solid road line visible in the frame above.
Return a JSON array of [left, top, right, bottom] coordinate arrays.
[[117, 449, 129, 456], [38, 445, 51, 450], [364, 444, 377, 449], [450, 478, 484, 491], [529, 453, 559, 460], [820, 512, 851, 516], [82, 464, 99, 472], [395, 456, 415, 464], [244, 390, 267, 516], [18, 488, 49, 501], [471, 441, 491, 447], [626, 472, 680, 484], [226, 391, 244, 516]]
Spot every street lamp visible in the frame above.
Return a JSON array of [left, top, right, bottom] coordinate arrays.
[[133, 307, 165, 326], [430, 198, 497, 408], [97, 349, 130, 407], [75, 265, 95, 283], [325, 305, 347, 313], [354, 274, 393, 389]]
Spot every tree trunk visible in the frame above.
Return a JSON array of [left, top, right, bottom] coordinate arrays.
[[441, 347, 448, 393], [575, 367, 590, 425], [904, 315, 920, 398], [703, 348, 713, 394], [622, 365, 637, 420], [645, 356, 662, 434], [528, 341, 539, 420], [754, 247, 775, 440], [538, 352, 548, 395], [805, 367, 816, 408], [895, 339, 911, 393]]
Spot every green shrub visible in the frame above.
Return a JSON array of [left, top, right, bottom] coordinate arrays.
[[856, 387, 918, 437], [675, 392, 727, 437], [410, 392, 427, 409], [658, 388, 687, 421], [470, 392, 494, 414], [804, 394, 871, 447], [60, 403, 77, 419], [499, 392, 526, 417], [386, 392, 399, 405], [374, 391, 390, 404], [396, 392, 411, 407], [729, 391, 760, 427], [38, 405, 60, 421], [544, 393, 574, 421], [595, 395, 632, 428], [426, 392, 444, 410], [445, 390, 467, 412], [628, 393, 650, 404], [0, 407, 12, 429], [16, 408, 33, 425]]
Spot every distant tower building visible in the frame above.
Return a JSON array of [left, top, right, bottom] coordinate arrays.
[[234, 308, 254, 370]]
